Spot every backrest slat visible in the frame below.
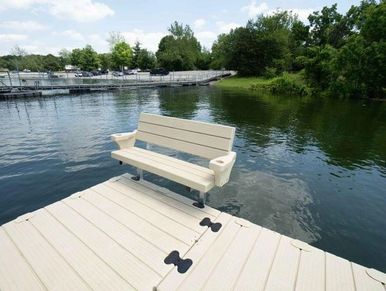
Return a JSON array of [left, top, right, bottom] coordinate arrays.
[[136, 113, 235, 159]]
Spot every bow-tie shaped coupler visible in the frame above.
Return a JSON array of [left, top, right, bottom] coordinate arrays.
[[199, 217, 222, 232], [164, 251, 193, 273]]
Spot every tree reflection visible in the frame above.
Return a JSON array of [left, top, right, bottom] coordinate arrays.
[[208, 87, 386, 170], [158, 87, 199, 119]]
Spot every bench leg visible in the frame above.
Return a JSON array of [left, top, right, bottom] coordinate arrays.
[[197, 191, 206, 207], [132, 168, 144, 181], [138, 168, 143, 180], [193, 191, 206, 208]]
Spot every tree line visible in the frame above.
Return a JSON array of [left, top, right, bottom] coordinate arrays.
[[0, 41, 157, 73], [0, 0, 384, 98], [212, 0, 385, 98]]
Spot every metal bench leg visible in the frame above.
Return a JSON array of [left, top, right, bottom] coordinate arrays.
[[199, 191, 206, 205], [193, 191, 206, 208], [138, 168, 143, 180], [132, 168, 143, 181]]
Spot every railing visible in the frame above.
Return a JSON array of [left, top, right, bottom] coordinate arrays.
[[0, 70, 234, 91]]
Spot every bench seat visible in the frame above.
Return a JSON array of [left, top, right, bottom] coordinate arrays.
[[111, 113, 236, 205], [112, 147, 215, 192]]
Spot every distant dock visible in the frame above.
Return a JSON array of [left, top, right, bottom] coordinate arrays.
[[0, 174, 385, 290], [0, 71, 233, 98], [0, 90, 42, 99]]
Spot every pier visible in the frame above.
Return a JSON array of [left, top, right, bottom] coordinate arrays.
[[0, 174, 385, 291], [0, 71, 233, 99]]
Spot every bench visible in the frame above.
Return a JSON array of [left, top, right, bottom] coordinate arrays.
[[111, 113, 236, 206]]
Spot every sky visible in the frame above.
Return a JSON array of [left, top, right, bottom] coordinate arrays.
[[0, 0, 361, 56]]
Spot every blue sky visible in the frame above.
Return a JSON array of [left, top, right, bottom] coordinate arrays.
[[0, 0, 361, 56]]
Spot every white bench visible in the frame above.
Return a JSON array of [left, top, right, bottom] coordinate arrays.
[[111, 113, 236, 206]]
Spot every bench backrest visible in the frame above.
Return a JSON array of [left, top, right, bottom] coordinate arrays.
[[136, 113, 236, 159]]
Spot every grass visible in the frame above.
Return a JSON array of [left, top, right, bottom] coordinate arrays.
[[215, 76, 271, 89], [215, 72, 311, 96]]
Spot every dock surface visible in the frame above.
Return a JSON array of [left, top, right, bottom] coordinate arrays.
[[0, 174, 385, 290]]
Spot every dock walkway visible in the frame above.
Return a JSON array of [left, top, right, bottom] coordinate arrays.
[[0, 174, 385, 290]]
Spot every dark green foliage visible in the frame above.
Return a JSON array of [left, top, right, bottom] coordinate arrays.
[[137, 49, 156, 70], [43, 54, 62, 71], [69, 45, 100, 71], [70, 48, 82, 67], [269, 72, 311, 96], [196, 49, 212, 70], [156, 21, 203, 70], [0, 54, 62, 71], [211, 11, 300, 76], [58, 49, 71, 68], [303, 0, 385, 98], [308, 4, 351, 48], [111, 41, 132, 70], [99, 53, 112, 71], [131, 41, 141, 68], [79, 45, 100, 71], [212, 0, 385, 98], [131, 42, 156, 69]]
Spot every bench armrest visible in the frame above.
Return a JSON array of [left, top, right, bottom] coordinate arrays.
[[111, 130, 137, 149], [209, 151, 236, 187]]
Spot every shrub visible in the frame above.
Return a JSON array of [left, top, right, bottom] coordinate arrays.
[[264, 67, 278, 79], [269, 73, 311, 96]]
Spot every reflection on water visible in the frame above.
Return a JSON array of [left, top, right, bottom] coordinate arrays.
[[211, 170, 320, 243], [0, 87, 385, 271]]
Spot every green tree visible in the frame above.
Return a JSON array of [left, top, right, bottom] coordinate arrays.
[[99, 53, 112, 71], [0, 58, 8, 70], [156, 21, 202, 70], [111, 41, 132, 70], [59, 48, 71, 68], [70, 48, 82, 67], [211, 11, 298, 76], [210, 34, 231, 69], [131, 41, 141, 68], [290, 20, 310, 70], [107, 31, 125, 50], [332, 1, 386, 98], [196, 48, 212, 70], [43, 54, 62, 71], [308, 4, 351, 48], [304, 1, 385, 98], [137, 49, 156, 69], [79, 45, 100, 71]]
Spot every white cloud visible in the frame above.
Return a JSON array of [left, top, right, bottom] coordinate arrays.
[[241, 1, 316, 23], [0, 20, 47, 31], [216, 21, 241, 34], [0, 0, 114, 22], [87, 33, 109, 52], [288, 8, 315, 22], [48, 0, 114, 22], [21, 44, 62, 55], [195, 31, 217, 49], [50, 30, 109, 52], [241, 1, 269, 17], [122, 29, 166, 53], [60, 30, 85, 42], [193, 18, 206, 30], [0, 0, 42, 11], [0, 34, 28, 42]]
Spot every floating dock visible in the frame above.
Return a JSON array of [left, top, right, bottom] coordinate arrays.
[[0, 90, 42, 99], [0, 72, 232, 96], [0, 174, 385, 290]]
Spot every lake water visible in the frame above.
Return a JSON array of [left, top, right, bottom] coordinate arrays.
[[1, 86, 385, 271]]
